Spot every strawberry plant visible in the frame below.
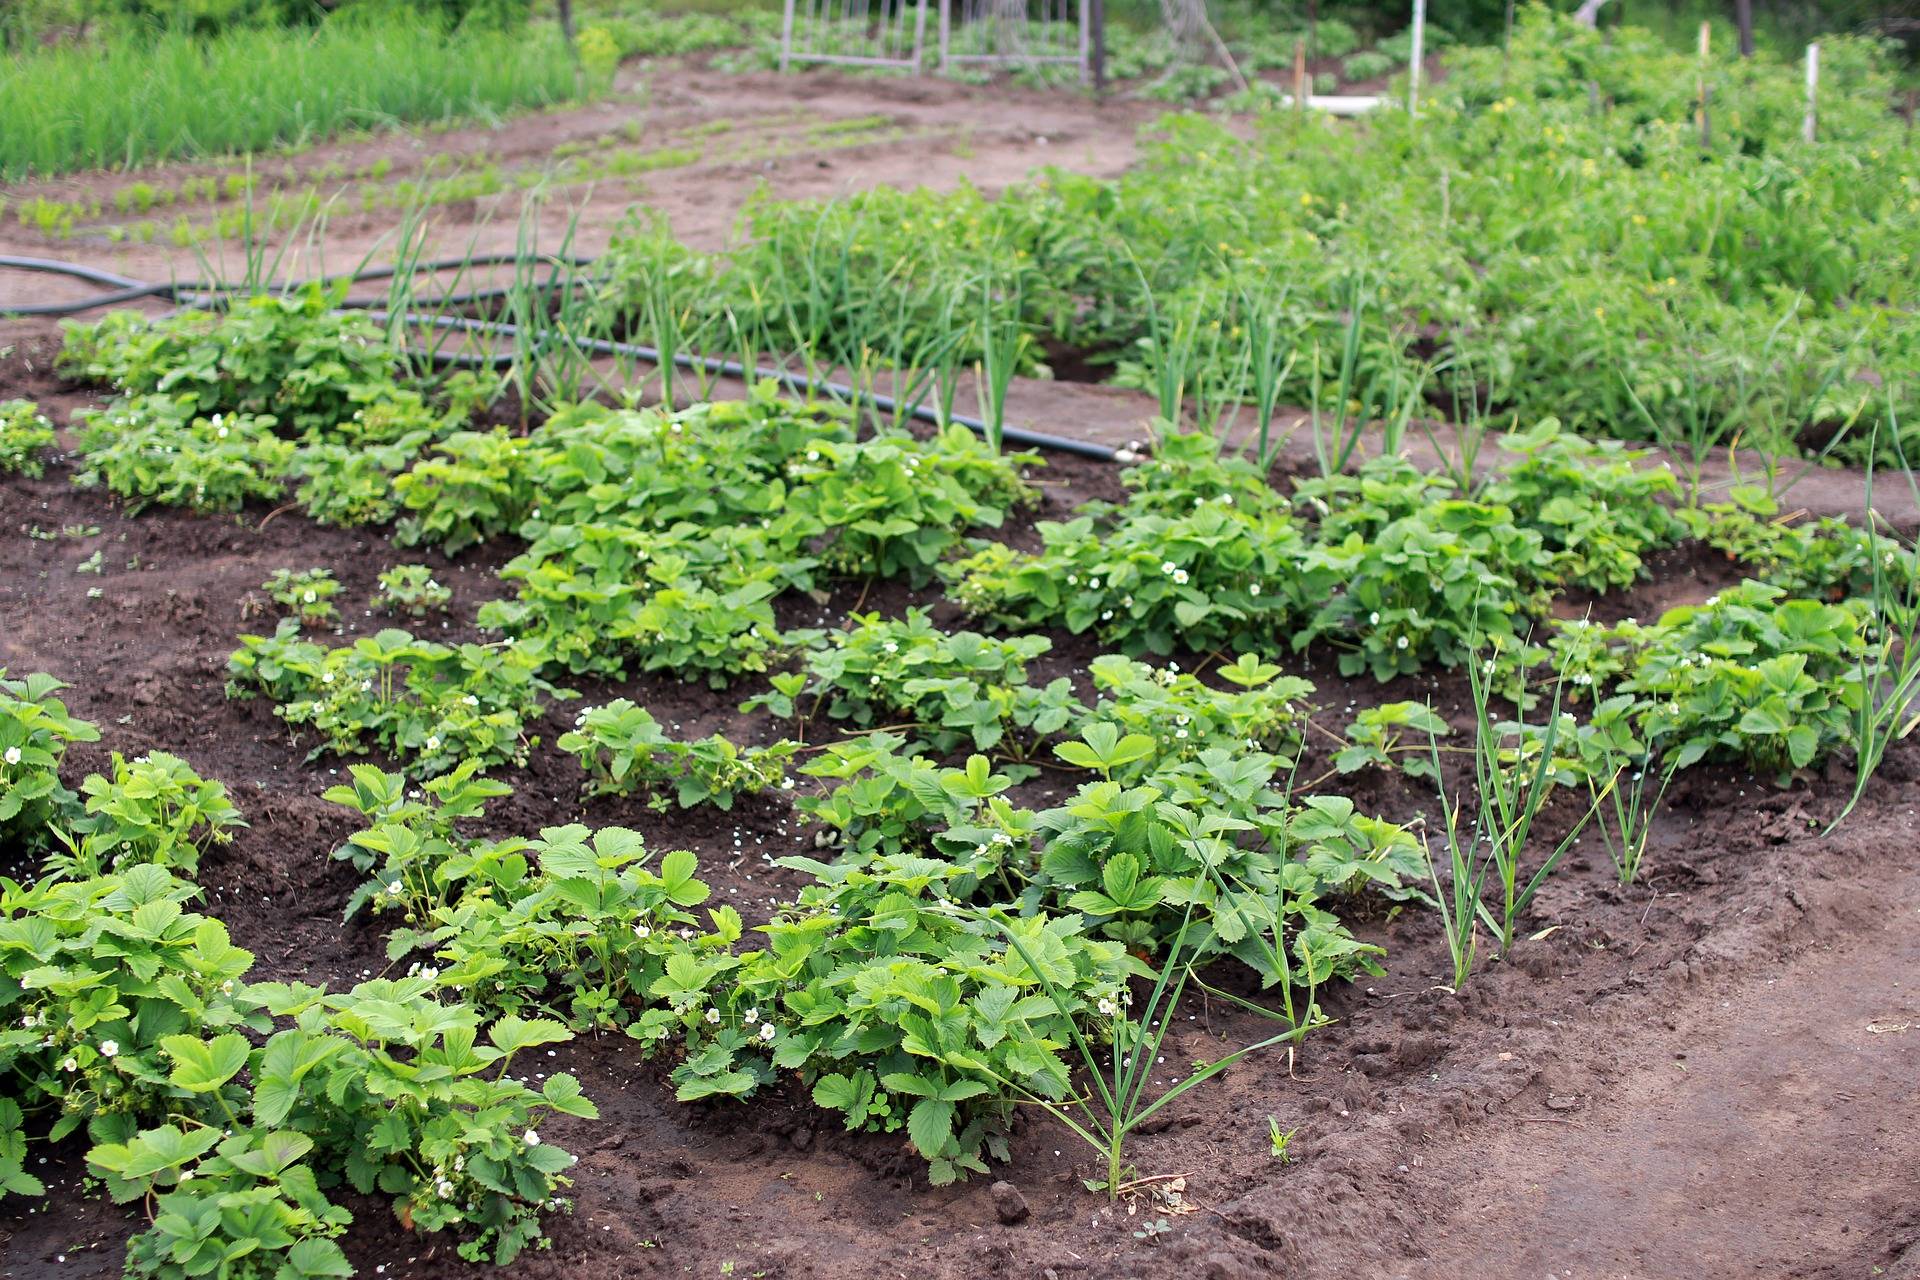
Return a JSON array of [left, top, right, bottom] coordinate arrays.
[[521, 389, 852, 533], [754, 610, 1080, 756], [631, 847, 1132, 1187], [0, 400, 55, 477], [1333, 701, 1452, 780], [948, 441, 1305, 656], [261, 567, 340, 627], [782, 426, 1036, 584], [73, 396, 294, 514], [1082, 653, 1314, 777], [422, 827, 721, 1032], [0, 867, 269, 1194], [289, 436, 426, 528], [479, 522, 808, 686], [796, 735, 1017, 866], [58, 286, 407, 437], [226, 622, 568, 777], [559, 699, 796, 810], [373, 563, 454, 617], [0, 670, 99, 858], [1618, 582, 1867, 780], [1477, 421, 1685, 591], [1295, 500, 1545, 680], [1033, 739, 1385, 988], [393, 429, 539, 554], [53, 750, 245, 879]]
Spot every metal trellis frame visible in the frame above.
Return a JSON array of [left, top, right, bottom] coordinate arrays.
[[939, 0, 1090, 83], [780, 0, 932, 74]]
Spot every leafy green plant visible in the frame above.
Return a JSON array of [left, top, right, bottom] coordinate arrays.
[[479, 523, 807, 687], [0, 867, 268, 1201], [979, 905, 1299, 1201], [753, 610, 1080, 757], [0, 400, 55, 477], [559, 700, 796, 810], [374, 563, 454, 617], [782, 426, 1036, 585], [51, 751, 245, 880], [0, 670, 100, 858], [1616, 582, 1867, 781], [226, 622, 567, 777], [262, 568, 340, 627], [1334, 701, 1452, 780], [1081, 653, 1314, 778], [632, 848, 1132, 1187], [1296, 499, 1545, 680], [948, 435, 1304, 656], [393, 429, 539, 554], [73, 396, 293, 515]]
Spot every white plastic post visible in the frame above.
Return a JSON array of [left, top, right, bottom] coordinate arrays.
[[1804, 42, 1819, 143], [1407, 0, 1426, 116]]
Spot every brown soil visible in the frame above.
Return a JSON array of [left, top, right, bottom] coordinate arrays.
[[4, 304, 1920, 1280]]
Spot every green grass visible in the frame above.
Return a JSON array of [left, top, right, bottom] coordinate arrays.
[[0, 14, 587, 181]]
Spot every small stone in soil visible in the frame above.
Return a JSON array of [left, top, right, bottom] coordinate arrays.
[[990, 1180, 1030, 1225]]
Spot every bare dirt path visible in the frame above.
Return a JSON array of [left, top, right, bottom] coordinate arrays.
[[1403, 819, 1920, 1280]]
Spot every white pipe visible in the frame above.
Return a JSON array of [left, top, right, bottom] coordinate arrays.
[[1803, 42, 1819, 143], [1408, 0, 1426, 116]]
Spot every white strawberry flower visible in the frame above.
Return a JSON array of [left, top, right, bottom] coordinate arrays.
[[2, 747, 19, 766], [523, 1129, 541, 1147], [758, 1022, 776, 1042]]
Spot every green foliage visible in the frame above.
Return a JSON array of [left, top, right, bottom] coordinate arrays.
[[225, 622, 567, 777], [635, 848, 1132, 1188], [373, 564, 454, 617], [948, 435, 1304, 656], [261, 567, 339, 627], [394, 429, 539, 554], [1081, 653, 1314, 778], [61, 290, 400, 436], [0, 867, 268, 1196], [1617, 582, 1868, 780], [558, 700, 796, 810], [784, 427, 1037, 586], [0, 670, 100, 858], [0, 400, 56, 477], [478, 522, 806, 687], [1033, 740, 1387, 987], [1480, 420, 1686, 591], [759, 610, 1081, 755], [1295, 498, 1545, 681], [595, 11, 1920, 462], [54, 751, 245, 879], [477, 391, 1029, 685], [0, 12, 585, 180], [1334, 701, 1451, 780], [1684, 491, 1920, 605], [72, 396, 293, 514]]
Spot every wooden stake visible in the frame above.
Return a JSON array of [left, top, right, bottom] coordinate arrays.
[[1695, 21, 1711, 150], [1293, 37, 1307, 112]]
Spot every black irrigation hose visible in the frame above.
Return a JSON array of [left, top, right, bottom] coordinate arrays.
[[1, 254, 1120, 461]]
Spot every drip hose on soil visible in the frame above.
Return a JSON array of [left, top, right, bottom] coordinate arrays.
[[0, 253, 1119, 462]]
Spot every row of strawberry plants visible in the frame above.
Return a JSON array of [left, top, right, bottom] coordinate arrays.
[[0, 674, 596, 1276]]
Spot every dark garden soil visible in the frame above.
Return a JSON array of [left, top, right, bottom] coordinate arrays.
[[2, 328, 1918, 1280]]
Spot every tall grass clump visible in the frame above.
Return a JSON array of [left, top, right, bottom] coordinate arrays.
[[0, 13, 587, 180]]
